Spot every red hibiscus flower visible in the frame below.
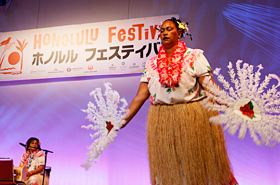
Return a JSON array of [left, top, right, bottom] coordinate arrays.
[[240, 101, 255, 119], [106, 121, 114, 134], [149, 95, 154, 104]]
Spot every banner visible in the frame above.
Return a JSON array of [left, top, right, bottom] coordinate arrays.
[[0, 14, 178, 81]]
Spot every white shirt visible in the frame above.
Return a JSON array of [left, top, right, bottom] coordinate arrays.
[[140, 48, 212, 105]]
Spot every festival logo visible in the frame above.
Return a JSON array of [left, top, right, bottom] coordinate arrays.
[[0, 37, 28, 75]]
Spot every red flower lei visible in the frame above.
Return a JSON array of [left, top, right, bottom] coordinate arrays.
[[157, 40, 186, 87]]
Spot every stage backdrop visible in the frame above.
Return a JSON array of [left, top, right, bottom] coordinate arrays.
[[0, 0, 280, 185]]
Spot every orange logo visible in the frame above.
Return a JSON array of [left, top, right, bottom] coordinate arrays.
[[0, 37, 28, 75], [88, 65, 93, 70]]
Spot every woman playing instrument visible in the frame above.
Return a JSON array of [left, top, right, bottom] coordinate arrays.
[[20, 137, 49, 185]]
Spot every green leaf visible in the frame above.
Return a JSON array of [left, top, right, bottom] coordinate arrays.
[[248, 101, 254, 110]]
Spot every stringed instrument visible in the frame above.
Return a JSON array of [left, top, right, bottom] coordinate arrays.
[[14, 166, 27, 182]]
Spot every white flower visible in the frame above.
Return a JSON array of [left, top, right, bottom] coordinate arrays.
[[213, 68, 221, 75], [201, 61, 280, 146], [81, 83, 129, 169]]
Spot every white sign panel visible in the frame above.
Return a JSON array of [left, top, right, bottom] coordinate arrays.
[[0, 14, 178, 81]]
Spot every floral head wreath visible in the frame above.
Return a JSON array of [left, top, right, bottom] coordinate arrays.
[[156, 17, 193, 40], [177, 21, 192, 40]]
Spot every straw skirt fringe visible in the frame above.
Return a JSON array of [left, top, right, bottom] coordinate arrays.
[[147, 101, 232, 185]]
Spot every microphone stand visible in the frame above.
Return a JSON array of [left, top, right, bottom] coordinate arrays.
[[40, 148, 53, 185]]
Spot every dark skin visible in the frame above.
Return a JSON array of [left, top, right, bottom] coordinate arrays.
[[121, 20, 218, 128]]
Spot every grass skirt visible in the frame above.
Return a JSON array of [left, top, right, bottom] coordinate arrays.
[[147, 101, 232, 185]]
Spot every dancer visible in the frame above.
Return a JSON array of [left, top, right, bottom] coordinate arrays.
[[20, 137, 49, 185], [121, 17, 238, 185]]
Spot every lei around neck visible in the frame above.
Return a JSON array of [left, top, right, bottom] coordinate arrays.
[[157, 40, 187, 87]]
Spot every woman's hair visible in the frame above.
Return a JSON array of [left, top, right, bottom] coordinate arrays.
[[163, 17, 192, 40], [164, 17, 182, 31], [25, 137, 41, 151]]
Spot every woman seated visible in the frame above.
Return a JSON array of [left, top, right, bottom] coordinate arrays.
[[20, 137, 49, 185]]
